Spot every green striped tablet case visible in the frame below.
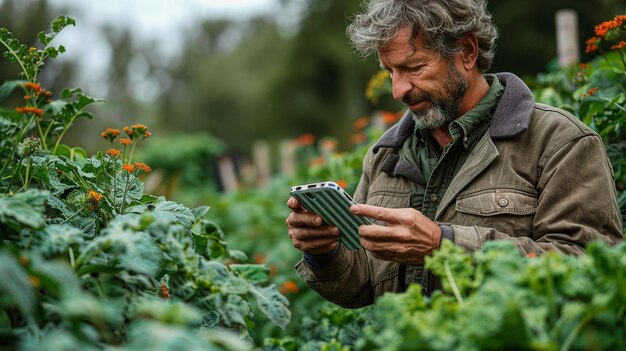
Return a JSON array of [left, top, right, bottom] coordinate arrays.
[[290, 181, 371, 250]]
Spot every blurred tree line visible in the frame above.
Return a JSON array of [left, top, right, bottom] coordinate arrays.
[[1, 0, 625, 155]]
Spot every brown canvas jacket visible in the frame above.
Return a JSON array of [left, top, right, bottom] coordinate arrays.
[[295, 72, 623, 308]]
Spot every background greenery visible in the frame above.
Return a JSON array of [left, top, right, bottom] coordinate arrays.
[[1, 0, 624, 155], [1, 1, 625, 350]]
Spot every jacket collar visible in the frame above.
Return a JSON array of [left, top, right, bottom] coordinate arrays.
[[372, 72, 534, 154]]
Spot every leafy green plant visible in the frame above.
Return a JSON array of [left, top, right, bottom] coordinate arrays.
[[530, 14, 626, 230], [0, 16, 290, 350], [356, 240, 626, 351]]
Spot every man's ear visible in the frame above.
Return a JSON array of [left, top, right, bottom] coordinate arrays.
[[459, 33, 479, 70]]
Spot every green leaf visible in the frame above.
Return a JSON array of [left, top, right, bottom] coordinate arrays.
[[134, 198, 195, 230], [0, 80, 25, 103], [134, 298, 203, 325], [249, 284, 291, 329], [0, 189, 49, 229], [191, 205, 210, 220], [229, 264, 269, 283], [39, 224, 84, 257], [0, 251, 35, 317]]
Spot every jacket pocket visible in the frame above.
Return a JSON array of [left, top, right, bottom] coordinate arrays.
[[456, 186, 538, 216]]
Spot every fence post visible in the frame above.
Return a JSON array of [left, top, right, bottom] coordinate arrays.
[[252, 140, 271, 187], [280, 140, 297, 176], [217, 155, 239, 192], [556, 9, 580, 68]]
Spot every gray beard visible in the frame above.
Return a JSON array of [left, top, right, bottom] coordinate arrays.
[[410, 65, 468, 130]]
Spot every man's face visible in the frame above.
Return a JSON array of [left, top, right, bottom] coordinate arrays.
[[378, 26, 468, 129]]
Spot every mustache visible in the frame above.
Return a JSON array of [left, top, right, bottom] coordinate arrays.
[[402, 91, 428, 105]]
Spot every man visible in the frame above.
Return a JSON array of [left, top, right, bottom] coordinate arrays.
[[285, 0, 623, 308]]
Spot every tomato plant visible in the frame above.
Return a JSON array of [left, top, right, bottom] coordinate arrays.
[[0, 17, 290, 350]]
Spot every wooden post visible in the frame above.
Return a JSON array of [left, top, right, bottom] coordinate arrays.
[[217, 156, 239, 192], [252, 140, 271, 187], [280, 140, 297, 176], [556, 9, 580, 68]]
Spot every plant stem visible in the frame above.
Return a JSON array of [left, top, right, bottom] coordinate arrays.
[[4, 161, 21, 194], [0, 115, 36, 182], [119, 171, 130, 213], [52, 113, 80, 154], [0, 37, 31, 81], [20, 157, 31, 191], [128, 143, 137, 163], [68, 246, 75, 268], [444, 260, 464, 305], [60, 207, 82, 224], [560, 307, 603, 351]]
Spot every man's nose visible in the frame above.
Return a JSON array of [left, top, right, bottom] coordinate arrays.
[[391, 72, 411, 101]]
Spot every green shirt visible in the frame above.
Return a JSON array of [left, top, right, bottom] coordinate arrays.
[[400, 75, 504, 220]]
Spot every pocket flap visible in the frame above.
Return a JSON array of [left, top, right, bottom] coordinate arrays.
[[455, 187, 537, 216]]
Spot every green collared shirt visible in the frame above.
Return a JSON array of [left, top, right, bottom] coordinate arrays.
[[400, 75, 504, 220]]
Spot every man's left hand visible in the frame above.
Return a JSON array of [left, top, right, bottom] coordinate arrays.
[[350, 204, 442, 265]]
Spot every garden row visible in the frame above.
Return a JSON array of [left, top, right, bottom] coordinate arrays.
[[0, 14, 624, 351]]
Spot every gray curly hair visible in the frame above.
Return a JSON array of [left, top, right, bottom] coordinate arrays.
[[346, 0, 498, 72]]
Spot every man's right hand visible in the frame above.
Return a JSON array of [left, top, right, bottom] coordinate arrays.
[[285, 197, 340, 255]]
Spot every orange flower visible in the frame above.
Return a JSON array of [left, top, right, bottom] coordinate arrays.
[[279, 280, 299, 294], [351, 133, 367, 144], [88, 190, 104, 202], [15, 106, 44, 116], [297, 133, 315, 146], [320, 138, 338, 150], [353, 116, 370, 130], [106, 148, 121, 157], [253, 254, 266, 264], [585, 37, 600, 54], [611, 40, 626, 50], [594, 15, 626, 37], [29, 275, 41, 288], [24, 82, 41, 91], [87, 190, 104, 211], [308, 157, 325, 166], [24, 95, 31, 100], [527, 252, 537, 258], [131, 123, 147, 130], [122, 163, 135, 173], [101, 128, 120, 142], [133, 161, 151, 173], [119, 138, 133, 146], [336, 180, 348, 189], [124, 123, 150, 140], [588, 87, 599, 96], [36, 88, 52, 98], [381, 111, 402, 125], [160, 282, 170, 300]]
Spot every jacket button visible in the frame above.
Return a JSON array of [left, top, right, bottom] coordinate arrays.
[[429, 193, 438, 202], [498, 198, 509, 207]]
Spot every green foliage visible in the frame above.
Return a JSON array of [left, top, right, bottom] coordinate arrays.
[[0, 16, 290, 350], [529, 14, 626, 230], [355, 240, 626, 351]]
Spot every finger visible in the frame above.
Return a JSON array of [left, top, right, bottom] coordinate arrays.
[[289, 225, 339, 241], [287, 197, 307, 212], [351, 204, 408, 224], [358, 224, 403, 241], [286, 211, 323, 227], [293, 239, 339, 255]]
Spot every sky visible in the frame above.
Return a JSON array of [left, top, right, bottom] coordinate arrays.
[[31, 0, 298, 98]]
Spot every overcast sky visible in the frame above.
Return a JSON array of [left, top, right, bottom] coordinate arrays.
[[29, 0, 301, 98]]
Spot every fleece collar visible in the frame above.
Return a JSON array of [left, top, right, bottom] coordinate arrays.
[[372, 72, 535, 154]]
